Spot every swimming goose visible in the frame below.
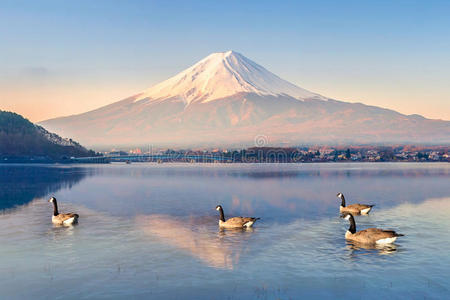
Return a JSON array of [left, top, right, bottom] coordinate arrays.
[[215, 205, 260, 228], [337, 192, 374, 215], [341, 213, 403, 244], [48, 197, 79, 225]]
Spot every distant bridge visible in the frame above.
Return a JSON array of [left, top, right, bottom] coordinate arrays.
[[70, 154, 233, 163]]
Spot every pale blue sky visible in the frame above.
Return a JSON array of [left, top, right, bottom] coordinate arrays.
[[0, 0, 449, 121]]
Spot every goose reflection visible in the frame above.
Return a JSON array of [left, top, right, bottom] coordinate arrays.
[[136, 215, 255, 269], [219, 227, 254, 235], [47, 224, 76, 240], [346, 240, 398, 255]]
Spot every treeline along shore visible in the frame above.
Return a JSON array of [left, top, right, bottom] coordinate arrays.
[[100, 145, 449, 163]]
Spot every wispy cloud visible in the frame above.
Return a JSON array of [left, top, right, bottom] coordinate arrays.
[[20, 66, 51, 78]]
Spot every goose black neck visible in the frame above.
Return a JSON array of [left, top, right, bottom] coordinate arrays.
[[52, 200, 59, 216], [348, 214, 356, 233], [218, 207, 225, 222], [341, 195, 346, 207]]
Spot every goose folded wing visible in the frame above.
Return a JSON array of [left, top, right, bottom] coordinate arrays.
[[241, 217, 258, 225], [347, 203, 372, 210], [354, 228, 399, 240], [225, 217, 250, 227], [56, 213, 79, 221]]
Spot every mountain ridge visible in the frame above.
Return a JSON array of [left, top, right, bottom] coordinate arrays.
[[40, 51, 450, 148]]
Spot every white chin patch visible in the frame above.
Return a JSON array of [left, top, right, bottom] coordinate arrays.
[[345, 215, 351, 220], [216, 207, 220, 211]]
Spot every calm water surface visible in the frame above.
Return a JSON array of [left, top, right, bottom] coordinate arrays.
[[0, 163, 449, 299]]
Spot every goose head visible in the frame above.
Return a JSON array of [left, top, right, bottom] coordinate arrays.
[[48, 197, 56, 203], [336, 192, 343, 199], [215, 205, 223, 211]]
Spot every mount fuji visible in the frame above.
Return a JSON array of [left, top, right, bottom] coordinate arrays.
[[40, 51, 450, 147]]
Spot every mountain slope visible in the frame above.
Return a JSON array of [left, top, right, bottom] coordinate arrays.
[[0, 110, 95, 159], [40, 51, 450, 147]]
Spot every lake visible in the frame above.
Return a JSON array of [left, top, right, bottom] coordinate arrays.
[[0, 163, 449, 299]]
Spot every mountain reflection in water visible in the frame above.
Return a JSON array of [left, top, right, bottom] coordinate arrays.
[[136, 214, 257, 269]]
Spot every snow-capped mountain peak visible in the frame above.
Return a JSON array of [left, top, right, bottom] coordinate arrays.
[[135, 50, 323, 105]]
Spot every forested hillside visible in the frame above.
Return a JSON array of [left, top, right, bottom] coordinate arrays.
[[0, 110, 95, 160]]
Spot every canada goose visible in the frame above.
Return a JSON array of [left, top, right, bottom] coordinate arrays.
[[215, 205, 260, 228], [337, 192, 374, 215], [48, 197, 79, 225], [341, 213, 404, 244]]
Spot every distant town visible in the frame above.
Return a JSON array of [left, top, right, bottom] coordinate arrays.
[[99, 145, 450, 163]]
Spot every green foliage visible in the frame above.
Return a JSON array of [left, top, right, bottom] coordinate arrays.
[[0, 110, 95, 159]]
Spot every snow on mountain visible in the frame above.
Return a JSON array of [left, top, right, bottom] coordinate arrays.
[[134, 50, 324, 105], [39, 51, 450, 147]]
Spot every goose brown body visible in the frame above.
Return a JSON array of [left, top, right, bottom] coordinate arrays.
[[216, 205, 259, 228], [52, 213, 79, 225], [219, 217, 259, 228]]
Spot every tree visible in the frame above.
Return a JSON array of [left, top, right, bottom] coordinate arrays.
[[345, 148, 351, 160]]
